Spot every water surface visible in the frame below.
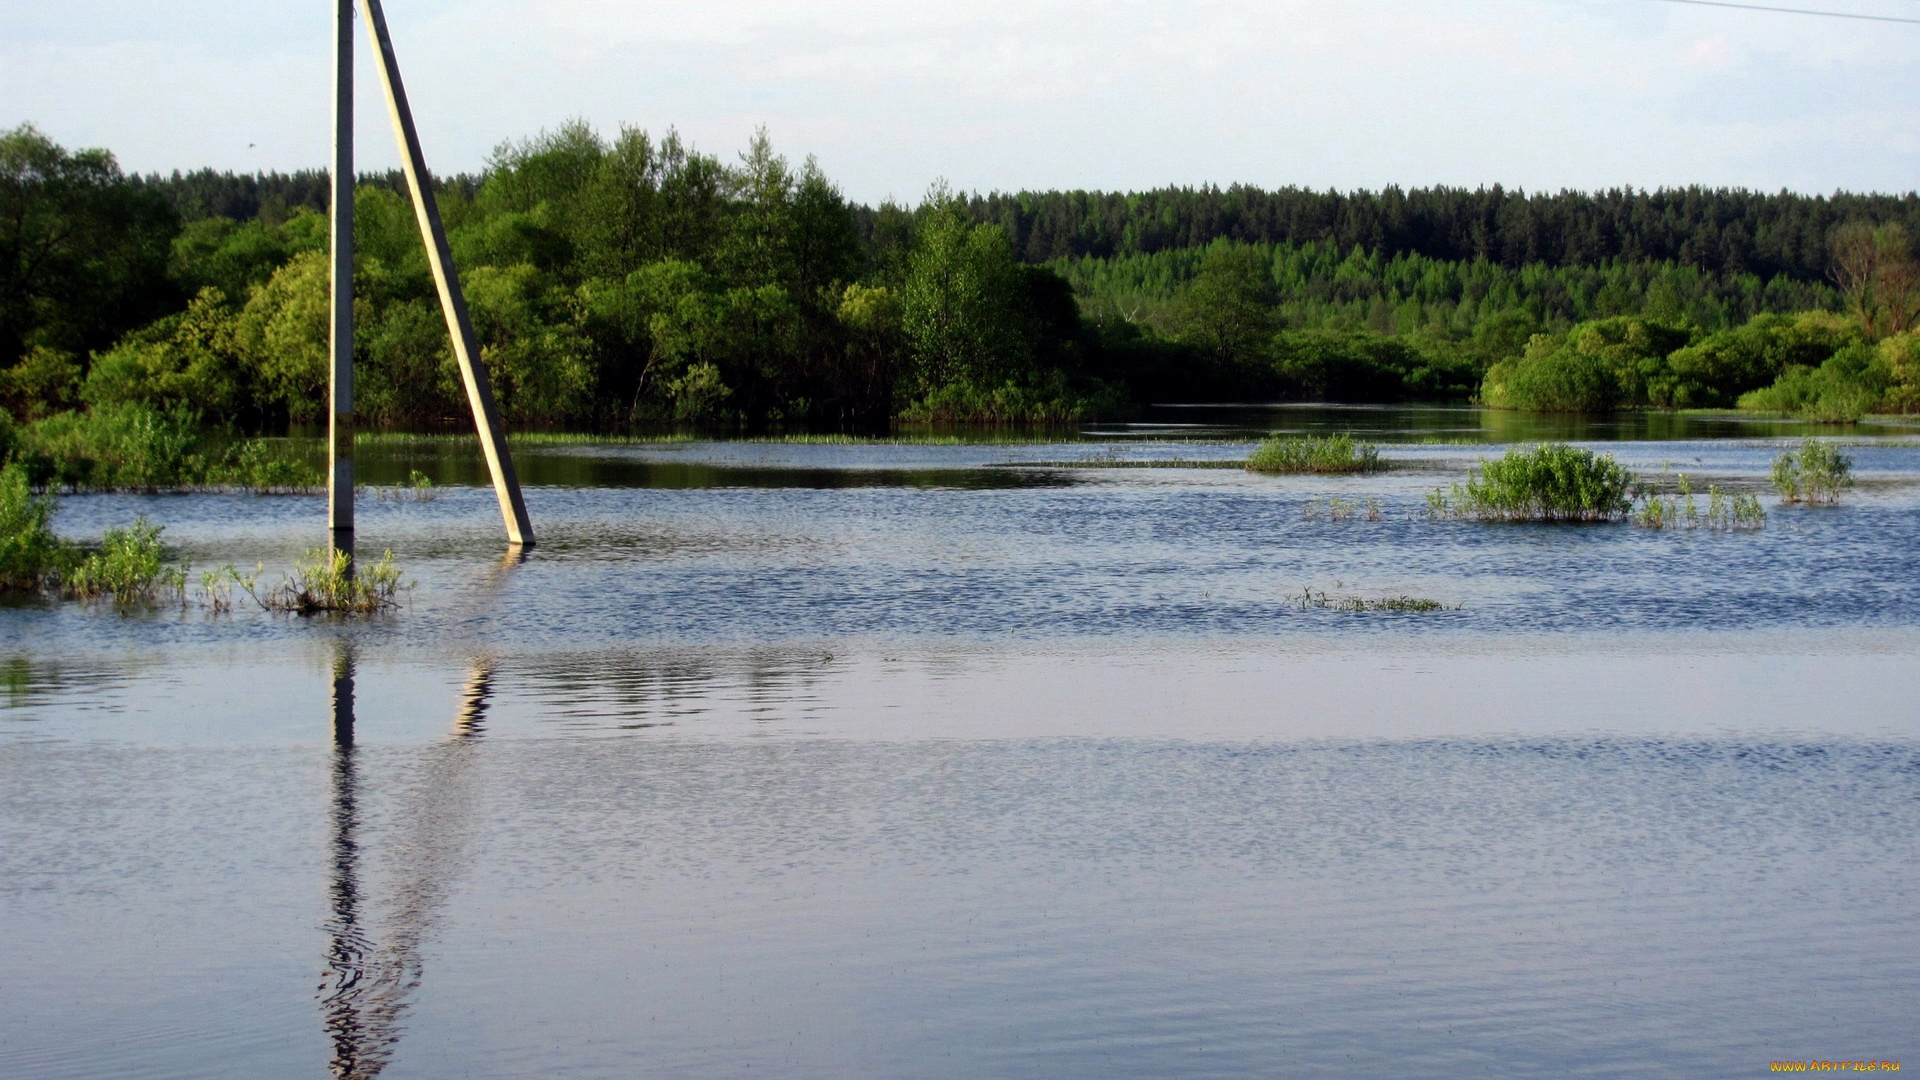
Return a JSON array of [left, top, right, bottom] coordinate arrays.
[[3, 410, 1916, 1078]]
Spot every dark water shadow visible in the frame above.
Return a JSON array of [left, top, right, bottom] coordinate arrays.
[[354, 451, 1078, 490], [318, 644, 494, 1079], [1122, 403, 1920, 443]]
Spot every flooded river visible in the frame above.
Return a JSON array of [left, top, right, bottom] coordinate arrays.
[[2, 406, 1917, 1078]]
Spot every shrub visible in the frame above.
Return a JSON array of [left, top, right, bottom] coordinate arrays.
[[0, 462, 68, 590], [1737, 343, 1890, 422], [1771, 439, 1854, 504], [1480, 318, 1693, 412], [63, 517, 186, 605], [1246, 433, 1386, 474], [17, 402, 203, 489], [1428, 443, 1636, 522], [14, 403, 319, 492]]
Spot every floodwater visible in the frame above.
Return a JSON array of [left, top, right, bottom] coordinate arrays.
[[3, 405, 1917, 1079]]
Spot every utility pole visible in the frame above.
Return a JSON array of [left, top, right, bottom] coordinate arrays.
[[359, 0, 535, 547], [329, 0, 355, 560]]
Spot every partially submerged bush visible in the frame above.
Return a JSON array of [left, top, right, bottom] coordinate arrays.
[[1427, 443, 1636, 522], [64, 518, 187, 605], [1772, 439, 1854, 504], [1246, 433, 1386, 474], [0, 463, 68, 590]]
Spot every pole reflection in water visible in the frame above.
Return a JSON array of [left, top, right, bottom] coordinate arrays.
[[318, 643, 495, 1079]]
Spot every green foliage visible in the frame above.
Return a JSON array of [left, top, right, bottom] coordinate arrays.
[[15, 402, 318, 491], [0, 346, 81, 417], [1, 124, 178, 365], [1771, 439, 1854, 504], [1245, 433, 1386, 474], [901, 195, 1033, 394], [896, 192, 1108, 421], [64, 517, 185, 605], [21, 121, 1918, 430], [1428, 443, 1636, 522], [0, 462, 66, 590], [1481, 318, 1695, 411], [1663, 311, 1861, 407], [1175, 242, 1278, 370], [82, 286, 247, 417]]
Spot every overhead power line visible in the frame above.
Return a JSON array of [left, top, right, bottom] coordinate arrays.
[[1646, 0, 1920, 23]]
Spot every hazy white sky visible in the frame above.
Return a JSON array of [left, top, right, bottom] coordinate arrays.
[[2, 0, 1915, 202]]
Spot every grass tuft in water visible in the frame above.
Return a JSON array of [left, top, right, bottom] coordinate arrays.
[[1301, 496, 1383, 522], [245, 548, 410, 615], [1427, 443, 1635, 522], [1288, 586, 1455, 612], [1771, 439, 1854, 504], [371, 469, 439, 502], [1246, 433, 1387, 474]]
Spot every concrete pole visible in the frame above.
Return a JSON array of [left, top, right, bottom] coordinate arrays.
[[358, 0, 534, 547], [328, 0, 355, 560]]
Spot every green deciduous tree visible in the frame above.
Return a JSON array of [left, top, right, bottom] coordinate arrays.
[[0, 124, 178, 365]]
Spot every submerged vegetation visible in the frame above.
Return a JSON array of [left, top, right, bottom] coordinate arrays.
[[1428, 443, 1771, 529], [1427, 443, 1637, 522], [0, 461, 406, 614], [246, 548, 409, 614], [1301, 497, 1384, 522], [1771, 439, 1855, 504], [63, 518, 186, 604], [1288, 586, 1455, 613], [1245, 433, 1387, 474], [1632, 472, 1766, 531]]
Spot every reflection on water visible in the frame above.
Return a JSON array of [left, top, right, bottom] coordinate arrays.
[[319, 644, 494, 1078]]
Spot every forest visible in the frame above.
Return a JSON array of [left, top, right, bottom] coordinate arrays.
[[5, 119, 1919, 436]]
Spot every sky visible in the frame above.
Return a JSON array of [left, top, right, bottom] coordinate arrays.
[[2, 0, 1916, 204]]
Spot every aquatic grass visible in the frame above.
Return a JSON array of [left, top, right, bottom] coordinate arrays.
[[198, 565, 243, 613], [1245, 433, 1387, 475], [1771, 439, 1854, 504], [371, 469, 439, 502], [245, 548, 410, 615], [1632, 472, 1766, 531], [1288, 586, 1455, 612], [1427, 443, 1635, 522], [1301, 497, 1383, 522], [63, 518, 187, 606]]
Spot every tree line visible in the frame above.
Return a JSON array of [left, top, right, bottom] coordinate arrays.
[[5, 119, 1917, 433], [967, 185, 1920, 283]]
